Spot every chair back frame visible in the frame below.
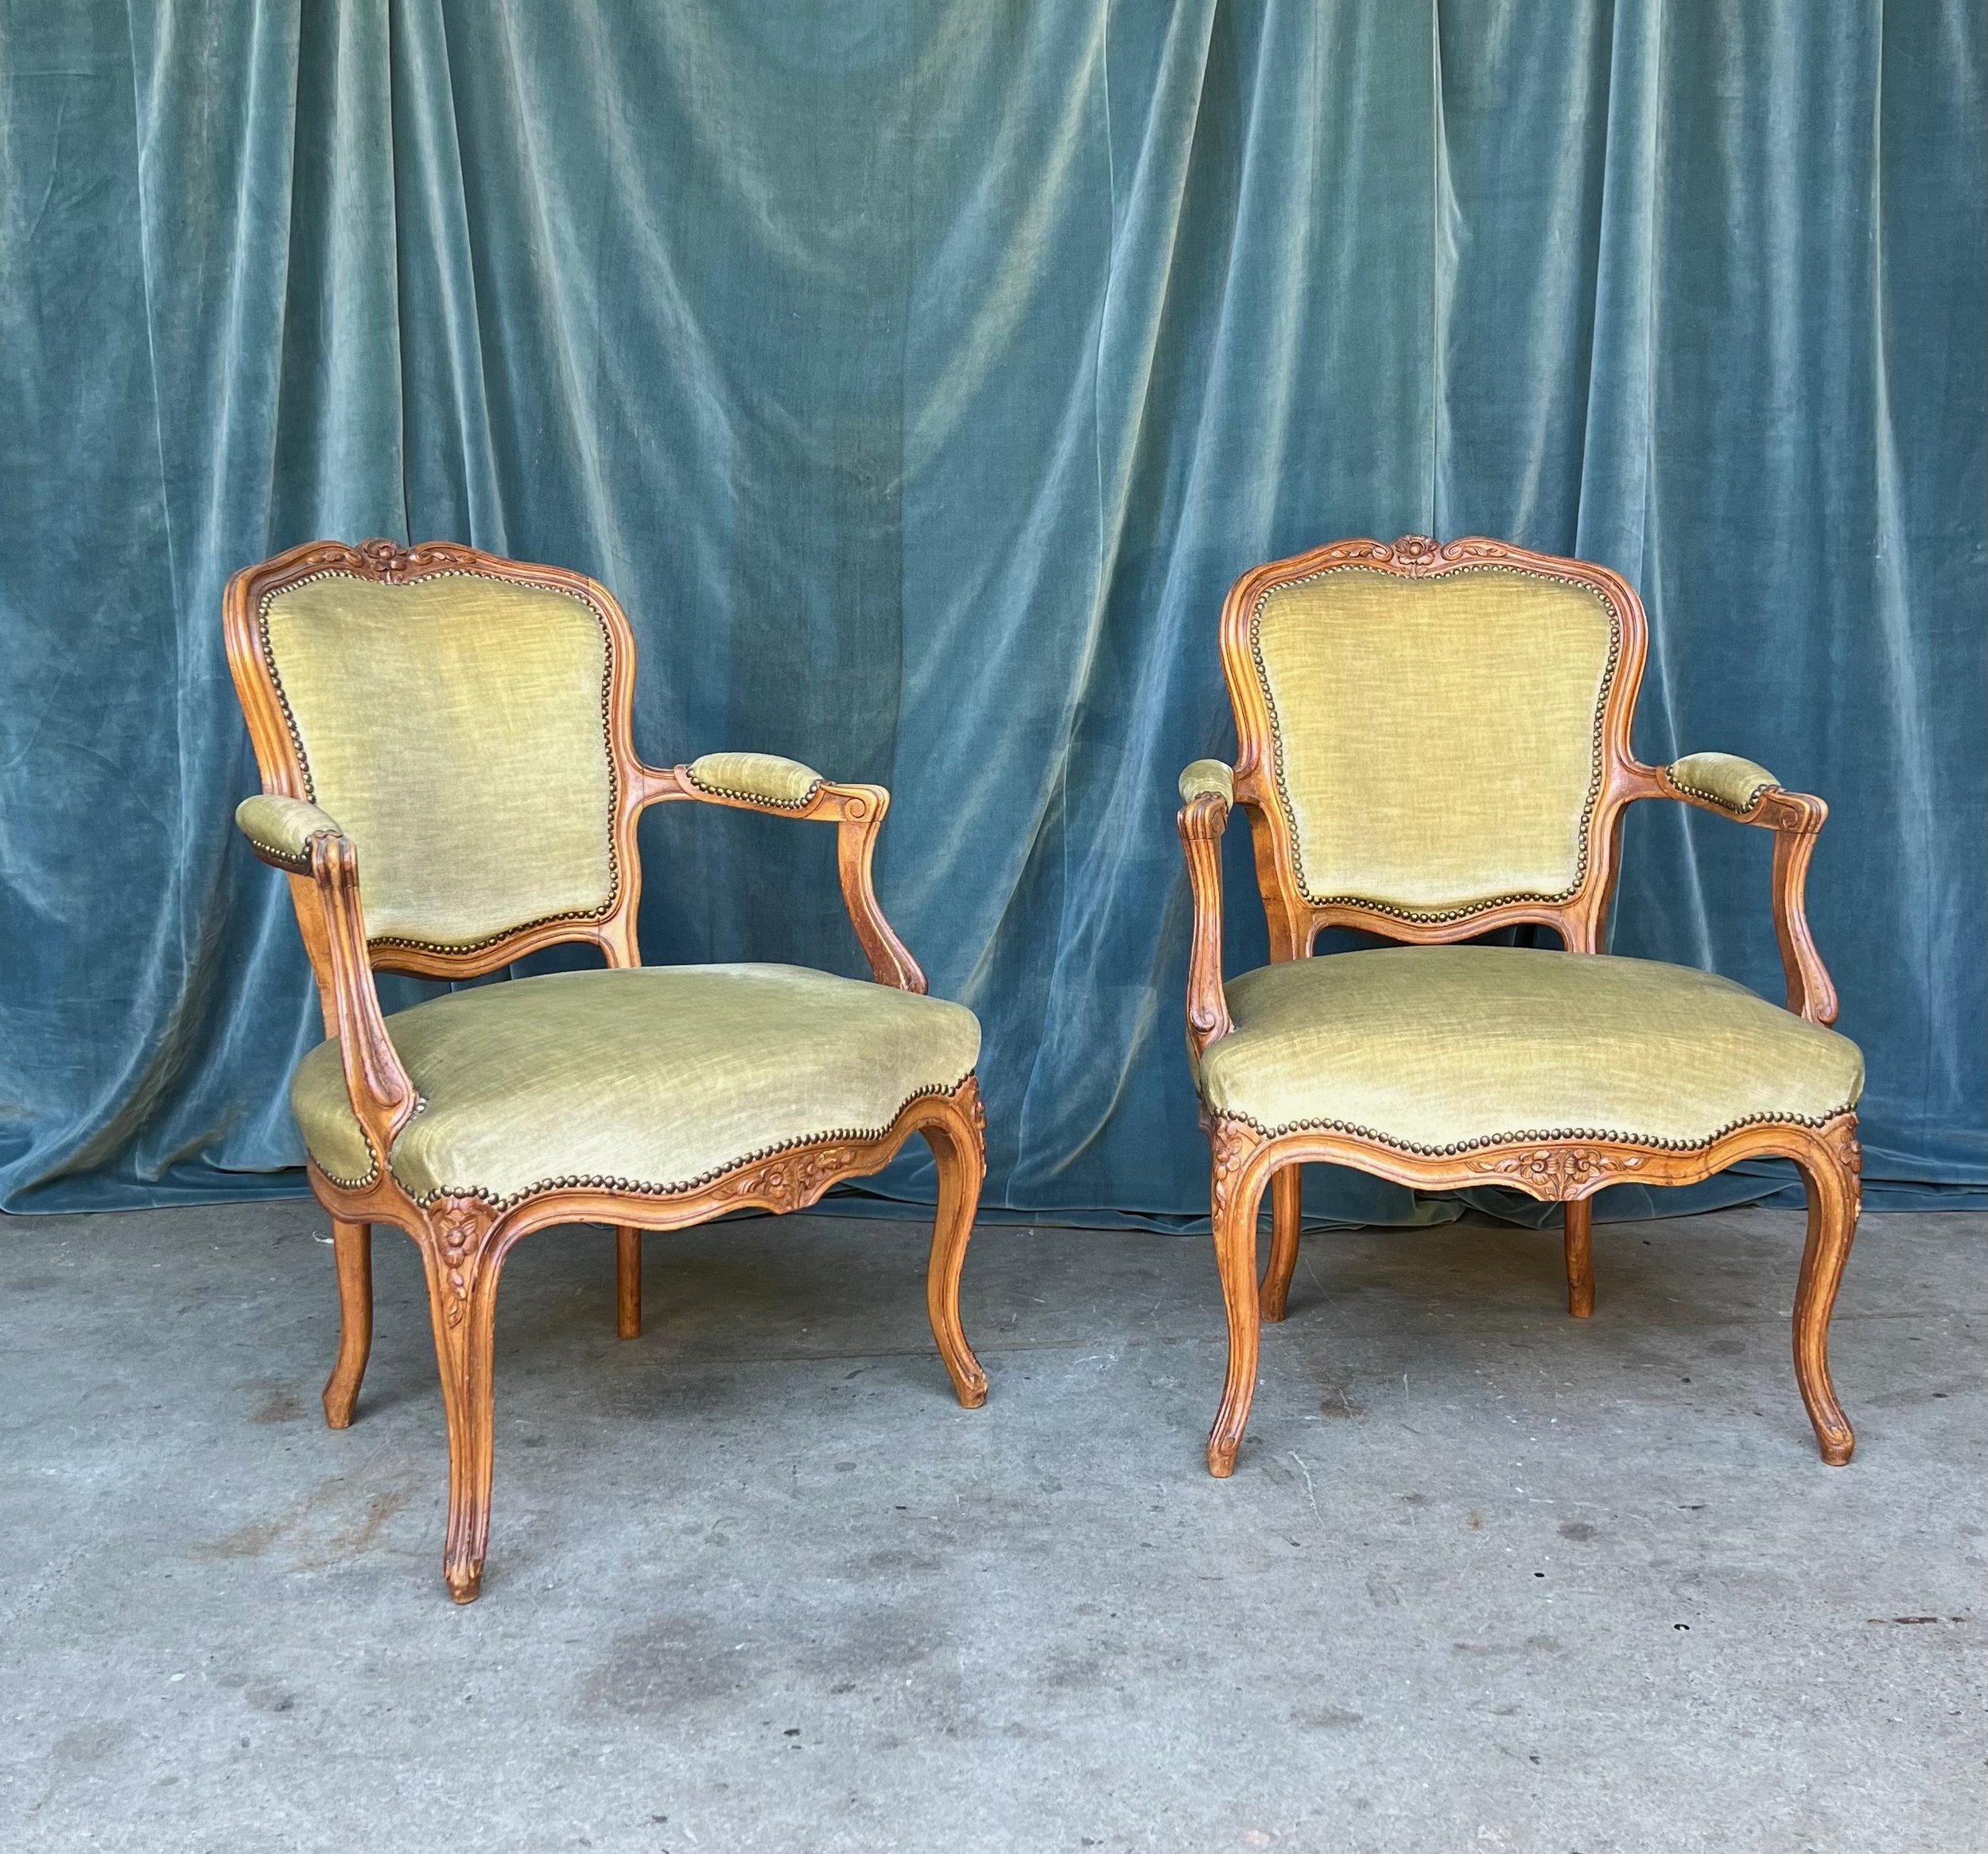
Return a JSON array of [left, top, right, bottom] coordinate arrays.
[[1217, 532, 1650, 959], [223, 537, 651, 988]]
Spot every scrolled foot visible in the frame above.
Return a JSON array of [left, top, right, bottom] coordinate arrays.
[[945, 1356, 989, 1410], [444, 1556, 484, 1605], [1803, 1372, 1855, 1465]]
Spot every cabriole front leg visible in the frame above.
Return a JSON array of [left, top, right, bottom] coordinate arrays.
[[920, 1079, 988, 1409], [418, 1197, 507, 1603], [1792, 1124, 1861, 1465], [1206, 1120, 1272, 1476]]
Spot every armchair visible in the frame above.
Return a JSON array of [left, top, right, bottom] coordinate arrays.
[[226, 538, 987, 1601], [1178, 534, 1862, 1477]]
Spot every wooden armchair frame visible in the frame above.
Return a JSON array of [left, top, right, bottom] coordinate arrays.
[[227, 538, 984, 1601], [1178, 534, 1858, 1476]]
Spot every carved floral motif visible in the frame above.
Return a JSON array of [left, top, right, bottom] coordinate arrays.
[[1209, 1118, 1259, 1219], [352, 536, 481, 584], [429, 1195, 496, 1327], [1463, 1145, 1648, 1198], [712, 1145, 859, 1215]]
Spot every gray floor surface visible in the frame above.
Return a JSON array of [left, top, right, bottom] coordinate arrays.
[[1, 1197, 1981, 1852]]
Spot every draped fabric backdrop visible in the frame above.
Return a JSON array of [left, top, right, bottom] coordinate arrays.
[[2, 1, 1982, 1224]]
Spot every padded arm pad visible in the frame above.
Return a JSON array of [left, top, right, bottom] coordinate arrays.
[[1178, 759, 1235, 807], [1666, 752, 1780, 814], [235, 794, 344, 869], [685, 751, 825, 810]]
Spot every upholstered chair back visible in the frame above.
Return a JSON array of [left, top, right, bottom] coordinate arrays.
[[254, 566, 619, 950], [1247, 560, 1621, 919]]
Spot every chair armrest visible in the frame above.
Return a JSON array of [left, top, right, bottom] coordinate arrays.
[[236, 798, 418, 1162], [1664, 752, 1780, 816], [683, 752, 825, 810], [1642, 757, 1838, 1025], [1177, 760, 1235, 1055], [633, 755, 926, 993], [1179, 759, 1235, 807], [235, 794, 344, 872]]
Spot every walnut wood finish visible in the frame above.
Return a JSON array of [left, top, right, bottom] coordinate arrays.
[[226, 538, 984, 1601], [615, 1228, 643, 1340], [321, 1219, 371, 1428], [1561, 1198, 1595, 1320], [1183, 534, 1858, 1476]]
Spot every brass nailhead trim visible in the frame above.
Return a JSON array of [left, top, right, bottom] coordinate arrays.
[[1250, 563, 1622, 924], [683, 766, 823, 810], [400, 1075, 975, 1211], [241, 832, 322, 875], [1670, 775, 1776, 815], [1209, 1102, 1857, 1156], [255, 566, 623, 955], [309, 1088, 433, 1193]]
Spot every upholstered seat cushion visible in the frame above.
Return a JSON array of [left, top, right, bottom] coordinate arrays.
[[292, 964, 980, 1205], [1196, 946, 1861, 1152]]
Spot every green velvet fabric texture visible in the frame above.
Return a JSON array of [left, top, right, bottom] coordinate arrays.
[[1178, 760, 1234, 807], [686, 752, 825, 808], [1198, 947, 1862, 1151], [234, 795, 340, 866], [2, 4, 1979, 1219], [290, 963, 979, 1204], [1668, 753, 1780, 812], [1254, 566, 1613, 913], [262, 573, 616, 947]]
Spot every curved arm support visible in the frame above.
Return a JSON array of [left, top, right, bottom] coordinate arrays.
[[236, 799, 419, 1163], [633, 759, 926, 993], [1638, 760, 1839, 1025], [1178, 761, 1236, 1057]]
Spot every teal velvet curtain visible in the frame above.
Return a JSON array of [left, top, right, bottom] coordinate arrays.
[[2, 2, 1981, 1219]]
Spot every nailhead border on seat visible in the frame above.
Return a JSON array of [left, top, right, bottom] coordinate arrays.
[[308, 1075, 975, 1210], [1216, 1100, 1858, 1155]]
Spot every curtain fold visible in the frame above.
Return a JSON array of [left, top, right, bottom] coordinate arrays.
[[1, 0, 1980, 1217]]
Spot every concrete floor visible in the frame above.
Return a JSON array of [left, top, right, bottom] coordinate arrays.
[[0, 1198, 1981, 1852]]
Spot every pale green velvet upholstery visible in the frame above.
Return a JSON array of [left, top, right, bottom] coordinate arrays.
[[686, 751, 825, 807], [1197, 946, 1862, 1151], [235, 794, 340, 866], [1178, 759, 1234, 806], [1252, 566, 1615, 913], [1668, 752, 1780, 812], [260, 573, 616, 947], [292, 964, 979, 1203]]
